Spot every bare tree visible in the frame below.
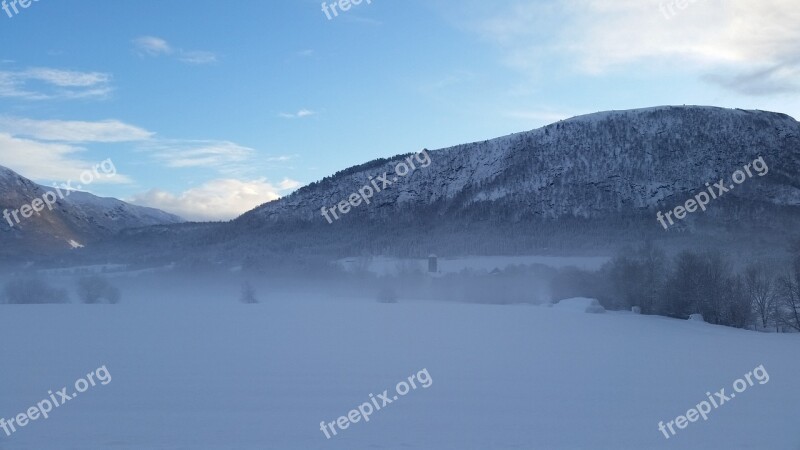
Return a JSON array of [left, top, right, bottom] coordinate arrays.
[[744, 264, 775, 329], [240, 281, 259, 304], [777, 260, 800, 332], [606, 242, 666, 313], [725, 275, 753, 329], [4, 278, 68, 304], [656, 250, 750, 328], [77, 276, 121, 304], [697, 251, 731, 326], [658, 251, 708, 319]]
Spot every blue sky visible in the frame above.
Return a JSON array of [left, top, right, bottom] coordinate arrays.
[[1, 0, 798, 220]]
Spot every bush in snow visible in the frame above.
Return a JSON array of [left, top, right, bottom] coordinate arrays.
[[240, 281, 259, 304], [77, 276, 120, 304], [631, 306, 642, 314], [377, 285, 398, 304], [3, 278, 69, 304], [688, 313, 704, 322]]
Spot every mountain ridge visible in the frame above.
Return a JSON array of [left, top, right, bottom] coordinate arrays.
[[242, 105, 800, 223], [0, 165, 183, 256], [6, 105, 800, 265]]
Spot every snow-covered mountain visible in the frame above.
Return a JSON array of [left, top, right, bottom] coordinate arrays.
[[224, 106, 800, 257], [245, 106, 800, 223], [13, 106, 800, 264], [0, 165, 183, 255]]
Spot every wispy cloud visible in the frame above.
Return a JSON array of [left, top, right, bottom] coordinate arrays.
[[464, 0, 800, 96], [133, 36, 218, 65], [0, 117, 149, 183], [0, 117, 153, 142], [139, 140, 258, 175], [129, 178, 301, 221], [179, 51, 218, 65], [279, 109, 317, 119], [0, 133, 131, 184], [264, 155, 296, 162], [0, 67, 112, 100], [702, 61, 800, 96], [132, 36, 173, 56]]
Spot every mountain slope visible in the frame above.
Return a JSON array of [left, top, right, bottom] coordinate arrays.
[[0, 165, 183, 255], [221, 106, 800, 257], [34, 106, 800, 264], [244, 106, 800, 223]]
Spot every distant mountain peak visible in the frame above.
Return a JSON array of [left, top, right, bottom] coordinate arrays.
[[0, 165, 183, 256]]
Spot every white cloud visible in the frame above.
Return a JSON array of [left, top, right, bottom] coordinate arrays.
[[0, 67, 112, 100], [0, 117, 153, 142], [130, 178, 300, 221], [0, 133, 131, 184], [133, 36, 218, 65], [279, 109, 316, 119], [140, 140, 257, 175], [264, 155, 296, 162], [468, 0, 800, 95], [179, 51, 218, 65], [24, 68, 110, 87], [132, 36, 173, 56]]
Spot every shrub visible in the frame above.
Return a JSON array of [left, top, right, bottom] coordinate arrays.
[[240, 281, 259, 304], [3, 278, 69, 304], [77, 276, 121, 304], [377, 285, 398, 304]]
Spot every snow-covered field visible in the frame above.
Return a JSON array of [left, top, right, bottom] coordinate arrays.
[[1, 296, 799, 449]]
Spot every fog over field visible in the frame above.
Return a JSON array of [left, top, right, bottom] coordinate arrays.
[[2, 1, 800, 449]]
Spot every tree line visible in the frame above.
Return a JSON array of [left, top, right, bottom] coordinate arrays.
[[553, 241, 800, 331]]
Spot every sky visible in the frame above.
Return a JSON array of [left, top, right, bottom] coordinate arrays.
[[0, 0, 798, 221]]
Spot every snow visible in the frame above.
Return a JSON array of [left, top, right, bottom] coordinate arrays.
[[563, 106, 750, 124], [248, 106, 800, 229], [61, 190, 184, 225], [552, 297, 606, 313], [1, 295, 798, 449], [67, 240, 84, 249]]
